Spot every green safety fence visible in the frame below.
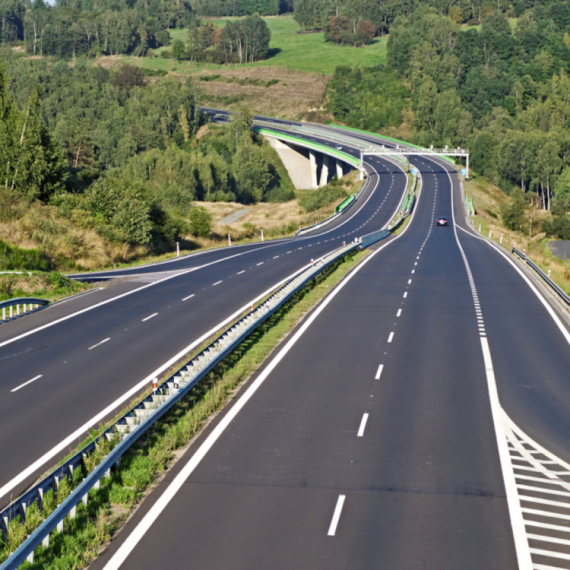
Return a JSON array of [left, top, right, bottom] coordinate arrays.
[[256, 127, 361, 168], [336, 194, 356, 213]]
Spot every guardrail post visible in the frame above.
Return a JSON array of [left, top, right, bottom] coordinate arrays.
[[228, 234, 231, 247]]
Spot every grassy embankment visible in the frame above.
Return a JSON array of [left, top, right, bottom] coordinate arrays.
[[464, 175, 570, 295], [0, 247, 368, 569], [0, 170, 362, 298]]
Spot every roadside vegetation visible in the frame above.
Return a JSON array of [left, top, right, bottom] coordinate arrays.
[[465, 175, 570, 295], [0, 271, 91, 303], [0, 248, 367, 568]]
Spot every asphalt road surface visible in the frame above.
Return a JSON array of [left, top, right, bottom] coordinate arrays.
[[0, 151, 406, 505], [93, 157, 520, 570]]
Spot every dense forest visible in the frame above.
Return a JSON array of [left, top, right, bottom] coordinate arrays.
[[324, 1, 570, 238], [191, 0, 292, 17], [0, 0, 192, 56], [0, 51, 293, 263]]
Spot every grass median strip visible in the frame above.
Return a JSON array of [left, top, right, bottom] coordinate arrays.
[[1, 249, 368, 569]]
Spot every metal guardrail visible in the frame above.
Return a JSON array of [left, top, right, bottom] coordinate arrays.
[[512, 247, 570, 307], [0, 298, 49, 323], [0, 241, 360, 569]]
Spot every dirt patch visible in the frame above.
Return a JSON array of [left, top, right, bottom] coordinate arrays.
[[195, 66, 328, 119], [94, 56, 126, 69]]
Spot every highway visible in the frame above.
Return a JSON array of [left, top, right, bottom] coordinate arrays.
[[3, 119, 570, 568], [0, 147, 406, 506], [93, 156, 522, 569]]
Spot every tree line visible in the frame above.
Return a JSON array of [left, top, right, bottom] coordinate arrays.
[[191, 0, 292, 18], [168, 15, 271, 64], [0, 52, 293, 253], [326, 1, 570, 238], [0, 0, 192, 57]]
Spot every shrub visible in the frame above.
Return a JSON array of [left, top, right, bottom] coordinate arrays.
[[500, 191, 528, 231], [0, 240, 50, 271], [188, 206, 212, 237]]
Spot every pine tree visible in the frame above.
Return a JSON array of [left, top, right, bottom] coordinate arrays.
[[0, 57, 20, 195]]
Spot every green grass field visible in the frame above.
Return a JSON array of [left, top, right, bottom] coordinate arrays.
[[157, 15, 387, 75]]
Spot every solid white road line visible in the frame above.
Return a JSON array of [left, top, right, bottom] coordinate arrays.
[[0, 247, 286, 350], [449, 164, 532, 570], [526, 533, 570, 547], [375, 364, 384, 380], [0, 264, 315, 502], [388, 332, 394, 343], [357, 414, 369, 437], [529, 548, 570, 561], [182, 294, 195, 301], [88, 338, 110, 351], [327, 495, 346, 536], [213, 280, 222, 286], [11, 375, 43, 393], [142, 313, 158, 322], [397, 309, 402, 317], [101, 176, 423, 569]]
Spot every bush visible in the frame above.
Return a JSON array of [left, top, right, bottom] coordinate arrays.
[[0, 240, 51, 271], [543, 214, 570, 239], [500, 191, 528, 231], [188, 206, 212, 237], [299, 182, 347, 213]]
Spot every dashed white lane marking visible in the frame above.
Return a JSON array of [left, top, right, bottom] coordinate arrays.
[[397, 309, 402, 317], [99, 156, 417, 570], [273, 256, 280, 259], [257, 262, 264, 266], [1, 263, 318, 503], [88, 337, 111, 350], [11, 375, 43, 393], [408, 279, 412, 285], [213, 280, 223, 286], [286, 251, 292, 254], [327, 495, 346, 536], [375, 364, 384, 380], [403, 292, 408, 298], [411, 269, 415, 274], [182, 294, 195, 301], [387, 332, 394, 343], [357, 413, 369, 437], [237, 270, 246, 275], [414, 262, 418, 266], [449, 164, 532, 568], [142, 313, 158, 322]]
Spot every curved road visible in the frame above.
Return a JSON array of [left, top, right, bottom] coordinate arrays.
[[0, 144, 406, 505]]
